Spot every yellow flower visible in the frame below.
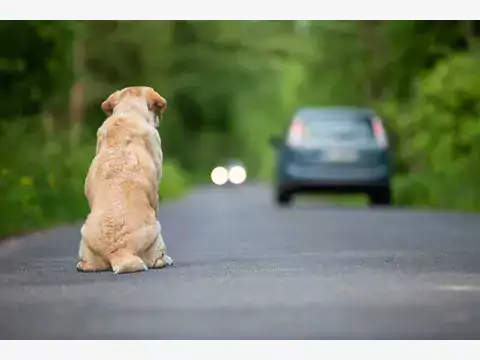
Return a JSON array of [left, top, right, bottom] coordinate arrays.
[[20, 176, 34, 187], [48, 173, 56, 189]]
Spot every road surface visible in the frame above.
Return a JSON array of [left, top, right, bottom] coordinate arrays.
[[1, 183, 480, 339]]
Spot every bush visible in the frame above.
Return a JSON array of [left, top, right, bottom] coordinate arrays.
[[159, 160, 189, 202], [381, 52, 480, 211], [0, 118, 189, 238]]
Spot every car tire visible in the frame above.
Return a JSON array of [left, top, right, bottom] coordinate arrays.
[[368, 186, 392, 206], [275, 189, 293, 207]]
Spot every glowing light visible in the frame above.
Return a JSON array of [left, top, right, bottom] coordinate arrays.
[[228, 166, 247, 185], [211, 166, 228, 186]]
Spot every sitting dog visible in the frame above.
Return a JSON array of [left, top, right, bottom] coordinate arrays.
[[77, 86, 173, 274]]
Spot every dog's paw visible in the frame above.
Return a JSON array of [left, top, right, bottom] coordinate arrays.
[[76, 259, 92, 272], [76, 259, 105, 273], [164, 254, 174, 266], [76, 261, 84, 272], [153, 254, 174, 269]]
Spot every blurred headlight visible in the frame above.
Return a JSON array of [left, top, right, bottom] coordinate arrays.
[[211, 166, 228, 186], [228, 165, 247, 185]]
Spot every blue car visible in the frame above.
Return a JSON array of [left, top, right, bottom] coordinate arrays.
[[269, 107, 393, 206]]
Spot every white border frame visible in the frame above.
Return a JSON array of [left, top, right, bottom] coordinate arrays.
[[1, 0, 479, 20], [1, 340, 480, 358], [1, 1, 480, 355]]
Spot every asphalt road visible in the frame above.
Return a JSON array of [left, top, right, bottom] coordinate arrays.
[[1, 183, 480, 339]]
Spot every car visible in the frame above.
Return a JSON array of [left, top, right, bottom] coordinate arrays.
[[269, 106, 393, 207], [210, 159, 248, 186]]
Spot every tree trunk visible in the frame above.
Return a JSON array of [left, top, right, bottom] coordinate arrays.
[[356, 20, 388, 105], [69, 35, 85, 126], [69, 22, 86, 148]]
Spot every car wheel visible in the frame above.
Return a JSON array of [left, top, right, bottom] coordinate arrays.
[[368, 186, 392, 206], [275, 189, 293, 207]]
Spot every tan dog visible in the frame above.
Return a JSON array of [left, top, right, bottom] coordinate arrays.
[[76, 86, 173, 274]]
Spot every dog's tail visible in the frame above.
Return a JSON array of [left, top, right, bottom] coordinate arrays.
[[108, 250, 148, 274]]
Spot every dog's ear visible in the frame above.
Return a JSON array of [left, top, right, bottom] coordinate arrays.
[[147, 89, 167, 116], [101, 90, 121, 116]]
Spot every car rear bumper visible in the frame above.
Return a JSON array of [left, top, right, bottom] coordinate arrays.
[[278, 163, 390, 193], [279, 181, 388, 195]]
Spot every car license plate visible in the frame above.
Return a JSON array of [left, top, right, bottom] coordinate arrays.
[[323, 149, 358, 162]]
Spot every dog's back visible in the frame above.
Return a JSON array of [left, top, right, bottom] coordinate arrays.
[[77, 86, 172, 274], [82, 114, 160, 259]]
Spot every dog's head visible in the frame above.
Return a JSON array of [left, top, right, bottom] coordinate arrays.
[[101, 86, 167, 128]]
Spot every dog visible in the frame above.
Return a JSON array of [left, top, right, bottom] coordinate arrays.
[[76, 86, 173, 274]]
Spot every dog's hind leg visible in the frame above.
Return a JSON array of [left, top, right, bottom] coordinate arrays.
[[108, 249, 148, 274], [76, 238, 110, 272], [139, 221, 173, 269], [151, 232, 174, 269]]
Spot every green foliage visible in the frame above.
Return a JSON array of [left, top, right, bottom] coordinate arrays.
[[0, 119, 91, 237], [159, 160, 189, 202], [0, 20, 74, 119], [0, 118, 188, 238], [386, 52, 480, 211], [1, 20, 480, 237]]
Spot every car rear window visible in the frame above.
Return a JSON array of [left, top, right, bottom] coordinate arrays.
[[294, 112, 375, 145]]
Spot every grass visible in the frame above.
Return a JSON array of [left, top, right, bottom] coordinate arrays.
[[0, 119, 190, 239]]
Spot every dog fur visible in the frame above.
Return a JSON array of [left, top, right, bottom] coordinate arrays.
[[76, 86, 173, 274]]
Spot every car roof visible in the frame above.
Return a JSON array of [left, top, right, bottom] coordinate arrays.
[[294, 106, 376, 121], [224, 159, 244, 166]]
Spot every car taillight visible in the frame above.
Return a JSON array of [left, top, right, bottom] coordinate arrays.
[[287, 119, 305, 147], [371, 117, 388, 148]]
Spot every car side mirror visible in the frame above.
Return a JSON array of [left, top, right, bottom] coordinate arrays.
[[269, 135, 282, 148]]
